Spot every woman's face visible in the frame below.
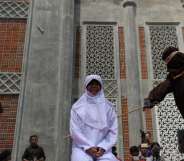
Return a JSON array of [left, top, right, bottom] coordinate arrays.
[[86, 80, 101, 96]]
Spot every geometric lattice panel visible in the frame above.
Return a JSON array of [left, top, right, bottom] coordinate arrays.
[[107, 98, 118, 112], [150, 24, 181, 160], [156, 95, 184, 161], [86, 25, 115, 79], [84, 24, 122, 158], [0, 1, 29, 19], [0, 72, 22, 94], [103, 79, 118, 98], [84, 24, 120, 120], [152, 79, 163, 87], [149, 25, 178, 80]]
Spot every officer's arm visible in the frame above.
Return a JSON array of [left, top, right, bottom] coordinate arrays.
[[144, 79, 173, 108]]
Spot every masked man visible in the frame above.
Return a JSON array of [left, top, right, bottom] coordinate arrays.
[[144, 46, 184, 118]]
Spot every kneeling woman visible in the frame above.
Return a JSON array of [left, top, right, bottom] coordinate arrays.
[[70, 75, 118, 161]]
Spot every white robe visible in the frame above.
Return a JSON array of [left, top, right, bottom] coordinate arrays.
[[70, 75, 118, 161]]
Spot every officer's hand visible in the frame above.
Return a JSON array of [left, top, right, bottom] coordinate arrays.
[[143, 98, 155, 111]]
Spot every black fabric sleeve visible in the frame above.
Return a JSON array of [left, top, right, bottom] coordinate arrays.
[[22, 148, 29, 161], [148, 79, 173, 103], [39, 147, 46, 160]]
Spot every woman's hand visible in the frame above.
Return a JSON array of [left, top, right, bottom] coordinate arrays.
[[94, 147, 105, 158], [85, 147, 98, 157], [86, 147, 105, 158]]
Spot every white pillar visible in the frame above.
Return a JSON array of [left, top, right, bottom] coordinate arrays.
[[12, 0, 74, 161], [123, 0, 143, 146]]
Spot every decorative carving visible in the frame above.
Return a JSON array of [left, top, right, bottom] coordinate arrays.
[[0, 72, 22, 94], [86, 25, 115, 79], [103, 80, 118, 98], [152, 79, 163, 87], [84, 24, 122, 157], [149, 25, 178, 79], [150, 24, 183, 160], [156, 96, 184, 160], [85, 24, 118, 111], [107, 98, 118, 112], [0, 1, 29, 19]]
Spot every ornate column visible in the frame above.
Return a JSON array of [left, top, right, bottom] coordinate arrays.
[[123, 0, 143, 146], [12, 0, 74, 161]]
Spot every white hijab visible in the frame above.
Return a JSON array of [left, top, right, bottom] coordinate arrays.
[[72, 75, 113, 130]]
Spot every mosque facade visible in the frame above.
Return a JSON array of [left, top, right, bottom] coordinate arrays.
[[0, 0, 184, 160]]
